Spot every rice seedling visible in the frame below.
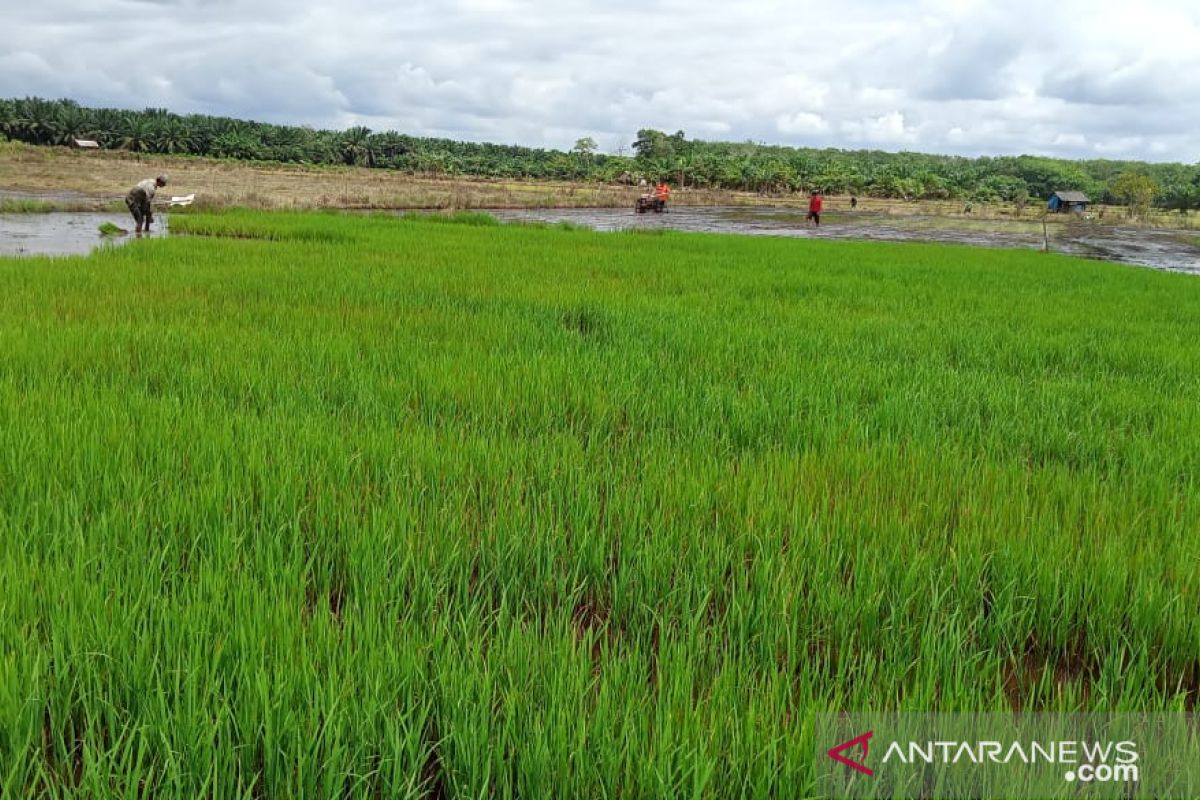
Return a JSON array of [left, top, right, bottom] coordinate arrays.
[[398, 210, 501, 226], [0, 198, 59, 213], [0, 210, 1197, 798]]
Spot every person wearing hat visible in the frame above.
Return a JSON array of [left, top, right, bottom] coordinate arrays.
[[125, 174, 168, 233]]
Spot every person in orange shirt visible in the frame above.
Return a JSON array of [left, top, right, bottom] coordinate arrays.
[[654, 179, 670, 210]]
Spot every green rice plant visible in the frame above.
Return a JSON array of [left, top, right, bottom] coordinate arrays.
[[0, 210, 1197, 798], [0, 197, 114, 213], [170, 208, 356, 242], [0, 197, 59, 213], [445, 211, 500, 226], [397, 210, 500, 226], [505, 219, 592, 233]]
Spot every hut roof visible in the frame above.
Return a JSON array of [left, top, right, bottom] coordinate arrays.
[[1053, 191, 1090, 203]]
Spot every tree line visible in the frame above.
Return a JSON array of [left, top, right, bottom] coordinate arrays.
[[3, 97, 1198, 210], [629, 129, 1200, 211]]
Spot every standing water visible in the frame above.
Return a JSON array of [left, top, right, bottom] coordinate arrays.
[[488, 207, 1200, 275], [0, 212, 169, 257], [3, 207, 1198, 274]]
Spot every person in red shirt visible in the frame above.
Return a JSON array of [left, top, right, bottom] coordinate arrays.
[[807, 190, 823, 226]]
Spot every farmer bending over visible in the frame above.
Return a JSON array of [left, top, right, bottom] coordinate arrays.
[[126, 174, 168, 233]]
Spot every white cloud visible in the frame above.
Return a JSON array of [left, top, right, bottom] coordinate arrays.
[[1053, 133, 1087, 149], [841, 112, 918, 146], [1094, 137, 1147, 155], [0, 0, 1197, 161], [777, 112, 829, 136]]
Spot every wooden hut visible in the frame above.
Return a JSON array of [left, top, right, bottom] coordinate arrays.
[[1047, 191, 1089, 213]]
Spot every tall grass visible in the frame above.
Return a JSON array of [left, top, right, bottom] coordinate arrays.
[[1, 211, 1197, 797]]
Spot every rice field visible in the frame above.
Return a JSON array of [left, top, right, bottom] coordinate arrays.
[[0, 210, 1198, 798]]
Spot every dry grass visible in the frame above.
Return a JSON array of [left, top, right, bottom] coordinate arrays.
[[2, 142, 1197, 229], [0, 142, 742, 211]]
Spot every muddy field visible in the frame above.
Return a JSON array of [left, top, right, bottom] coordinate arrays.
[[491, 207, 1200, 275], [3, 206, 1198, 273], [0, 212, 167, 256]]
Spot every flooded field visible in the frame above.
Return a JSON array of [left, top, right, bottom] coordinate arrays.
[[0, 212, 168, 256], [3, 206, 1198, 274], [491, 207, 1200, 275]]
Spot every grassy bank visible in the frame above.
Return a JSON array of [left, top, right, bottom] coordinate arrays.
[[1, 211, 1198, 797]]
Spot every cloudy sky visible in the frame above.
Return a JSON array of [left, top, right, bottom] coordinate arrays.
[[3, 0, 1199, 162]]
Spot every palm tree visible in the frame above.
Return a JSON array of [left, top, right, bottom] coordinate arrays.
[[0, 99, 18, 140], [116, 113, 155, 152], [338, 126, 374, 166], [86, 108, 123, 148], [210, 131, 262, 160], [50, 100, 93, 145], [14, 97, 63, 145], [372, 131, 409, 161], [149, 118, 195, 154]]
